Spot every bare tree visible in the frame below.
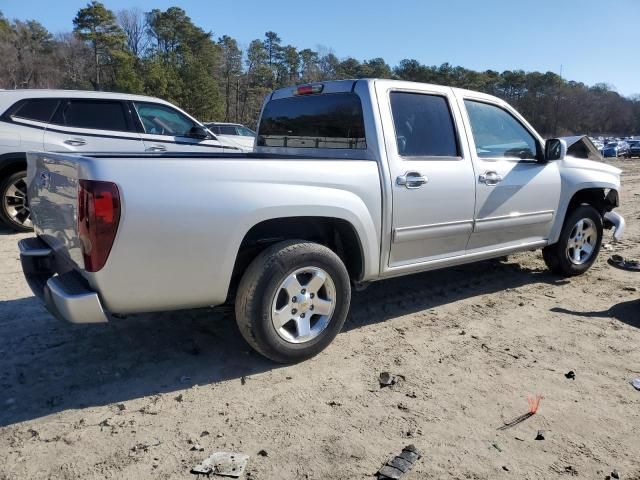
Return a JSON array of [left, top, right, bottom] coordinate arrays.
[[117, 8, 148, 57]]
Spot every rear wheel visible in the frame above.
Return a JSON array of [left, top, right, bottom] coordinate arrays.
[[235, 240, 351, 363], [542, 205, 603, 276], [0, 170, 32, 232]]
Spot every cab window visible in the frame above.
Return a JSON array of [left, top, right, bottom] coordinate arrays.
[[258, 93, 366, 149], [134, 102, 195, 136], [464, 100, 538, 160], [390, 92, 459, 157]]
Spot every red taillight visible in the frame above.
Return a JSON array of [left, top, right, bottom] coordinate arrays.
[[294, 84, 324, 95], [78, 180, 120, 272]]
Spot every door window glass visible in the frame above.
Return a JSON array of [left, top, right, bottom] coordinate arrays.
[[237, 126, 256, 137], [464, 100, 538, 160], [62, 100, 129, 131], [390, 92, 459, 157], [134, 102, 195, 136], [12, 99, 60, 123], [219, 125, 238, 135]]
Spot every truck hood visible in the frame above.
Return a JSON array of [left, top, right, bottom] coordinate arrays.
[[561, 156, 621, 177]]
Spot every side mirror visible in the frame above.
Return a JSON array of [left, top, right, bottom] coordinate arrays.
[[545, 138, 567, 161], [188, 125, 210, 140]]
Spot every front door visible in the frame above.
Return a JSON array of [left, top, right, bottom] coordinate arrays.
[[132, 102, 230, 153], [458, 95, 561, 251], [376, 81, 477, 268]]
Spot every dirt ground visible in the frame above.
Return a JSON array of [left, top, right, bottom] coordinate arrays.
[[1, 158, 639, 480]]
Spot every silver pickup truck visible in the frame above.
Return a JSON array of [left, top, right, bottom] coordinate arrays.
[[19, 79, 625, 363]]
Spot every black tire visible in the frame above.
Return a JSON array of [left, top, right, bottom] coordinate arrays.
[[235, 240, 351, 363], [542, 205, 603, 276], [0, 170, 32, 232]]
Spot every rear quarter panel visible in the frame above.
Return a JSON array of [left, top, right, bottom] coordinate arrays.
[[84, 157, 382, 314]]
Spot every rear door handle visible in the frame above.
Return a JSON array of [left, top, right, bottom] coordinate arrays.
[[479, 171, 503, 185], [64, 138, 87, 146], [145, 144, 167, 152], [397, 171, 428, 189]]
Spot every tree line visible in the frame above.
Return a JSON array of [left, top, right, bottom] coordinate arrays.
[[1, 1, 638, 136]]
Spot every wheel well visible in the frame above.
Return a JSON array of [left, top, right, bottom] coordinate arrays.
[[229, 217, 364, 299], [0, 154, 27, 180], [566, 188, 613, 217]]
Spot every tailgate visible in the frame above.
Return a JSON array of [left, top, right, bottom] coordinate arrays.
[[27, 152, 84, 267]]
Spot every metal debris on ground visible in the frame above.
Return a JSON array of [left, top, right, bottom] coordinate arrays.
[[191, 452, 249, 477], [631, 378, 640, 391], [130, 439, 162, 454], [379, 372, 395, 387], [376, 444, 422, 480], [608, 255, 640, 272]]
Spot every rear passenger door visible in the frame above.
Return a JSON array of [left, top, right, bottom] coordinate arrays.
[[376, 81, 477, 267], [44, 99, 144, 153]]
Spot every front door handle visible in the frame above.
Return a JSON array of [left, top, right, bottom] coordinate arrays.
[[479, 171, 503, 186], [397, 171, 428, 189], [145, 144, 167, 152], [64, 138, 87, 146]]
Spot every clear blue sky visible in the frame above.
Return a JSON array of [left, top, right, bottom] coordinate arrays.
[[2, 0, 639, 96]]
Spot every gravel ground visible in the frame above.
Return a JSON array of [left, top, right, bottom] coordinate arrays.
[[0, 158, 639, 480]]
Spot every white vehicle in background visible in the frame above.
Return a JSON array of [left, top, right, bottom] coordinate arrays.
[[205, 122, 256, 151], [0, 90, 245, 231]]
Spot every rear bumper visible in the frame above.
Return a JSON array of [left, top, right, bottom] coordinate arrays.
[[19, 237, 108, 324]]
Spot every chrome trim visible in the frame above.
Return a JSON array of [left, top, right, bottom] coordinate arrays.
[[393, 219, 473, 243], [380, 239, 548, 279], [474, 210, 554, 233]]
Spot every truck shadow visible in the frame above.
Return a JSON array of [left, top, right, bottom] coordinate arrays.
[[550, 300, 640, 329], [0, 258, 575, 427]]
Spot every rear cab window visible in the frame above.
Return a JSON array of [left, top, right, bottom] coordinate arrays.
[[258, 93, 366, 149]]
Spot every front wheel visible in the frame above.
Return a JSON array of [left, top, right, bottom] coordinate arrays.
[[542, 205, 603, 276], [235, 240, 351, 363], [0, 170, 32, 232]]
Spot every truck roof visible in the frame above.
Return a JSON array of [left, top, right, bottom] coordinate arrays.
[[268, 78, 509, 107]]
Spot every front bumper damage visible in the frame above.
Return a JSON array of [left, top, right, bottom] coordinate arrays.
[[603, 211, 625, 242], [19, 237, 108, 324]]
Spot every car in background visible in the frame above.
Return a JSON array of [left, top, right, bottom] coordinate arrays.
[[0, 89, 249, 231], [628, 140, 640, 158], [601, 141, 630, 158], [205, 122, 256, 151]]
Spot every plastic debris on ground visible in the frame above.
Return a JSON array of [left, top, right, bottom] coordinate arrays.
[[632, 378, 640, 391], [376, 444, 422, 479], [608, 254, 640, 272], [191, 452, 249, 477]]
